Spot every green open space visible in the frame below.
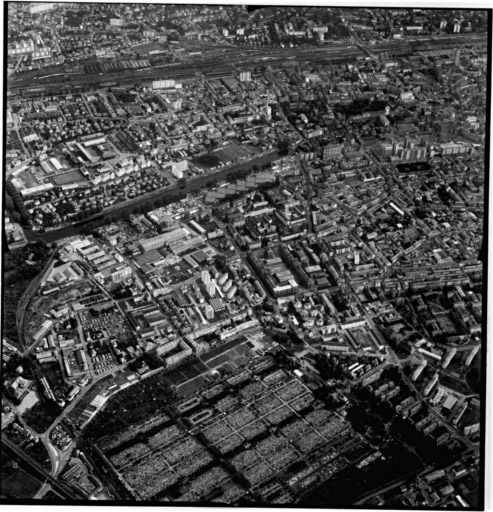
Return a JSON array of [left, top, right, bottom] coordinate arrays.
[[175, 375, 208, 397], [83, 371, 176, 443], [22, 400, 61, 434], [0, 449, 44, 499], [3, 241, 52, 345], [51, 169, 87, 186]]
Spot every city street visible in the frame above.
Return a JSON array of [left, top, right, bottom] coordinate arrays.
[[4, 4, 486, 507]]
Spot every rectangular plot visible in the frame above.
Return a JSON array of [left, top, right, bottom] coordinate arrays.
[[281, 419, 311, 440], [176, 376, 207, 397], [289, 392, 314, 412], [293, 430, 325, 453], [206, 353, 230, 368], [137, 469, 179, 500], [122, 456, 169, 489], [102, 413, 171, 453], [166, 372, 184, 385], [188, 466, 229, 497], [239, 381, 266, 401], [226, 407, 256, 430], [194, 360, 209, 373], [267, 446, 299, 471], [203, 420, 234, 444], [264, 405, 294, 425], [244, 460, 274, 487], [109, 442, 149, 469], [1, 467, 43, 499], [255, 435, 287, 457], [217, 482, 246, 503], [161, 437, 202, 465], [147, 425, 183, 450], [276, 380, 307, 402], [263, 369, 290, 387], [201, 383, 226, 400], [230, 449, 261, 471], [238, 420, 267, 441], [305, 409, 333, 428], [174, 450, 214, 477], [214, 433, 243, 454], [215, 395, 241, 413], [182, 366, 200, 378], [254, 393, 283, 416]]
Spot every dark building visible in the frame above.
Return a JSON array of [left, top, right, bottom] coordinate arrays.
[[439, 117, 456, 142]]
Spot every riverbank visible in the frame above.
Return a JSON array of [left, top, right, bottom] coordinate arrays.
[[25, 149, 288, 244]]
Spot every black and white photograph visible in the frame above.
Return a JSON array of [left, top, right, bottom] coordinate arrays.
[[1, 1, 489, 509]]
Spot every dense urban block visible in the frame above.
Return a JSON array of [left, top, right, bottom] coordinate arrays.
[[2, 3, 487, 509]]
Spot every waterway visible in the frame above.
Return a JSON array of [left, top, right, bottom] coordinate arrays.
[[25, 150, 288, 244]]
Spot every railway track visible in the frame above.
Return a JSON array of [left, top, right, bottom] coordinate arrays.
[[2, 435, 84, 500], [8, 34, 487, 99], [9, 45, 365, 95]]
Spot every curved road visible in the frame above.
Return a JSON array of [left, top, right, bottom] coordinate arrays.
[[13, 244, 70, 477], [16, 246, 61, 353], [5, 398, 60, 477], [2, 435, 82, 500]]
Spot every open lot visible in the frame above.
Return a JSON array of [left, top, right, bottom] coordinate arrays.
[[200, 336, 249, 364], [16, 388, 40, 415], [164, 360, 209, 386], [175, 375, 209, 397], [51, 169, 86, 186]]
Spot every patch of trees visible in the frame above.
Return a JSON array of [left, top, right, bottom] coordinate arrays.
[[3, 240, 51, 281], [83, 373, 176, 442], [466, 367, 481, 394], [389, 416, 456, 466], [6, 180, 31, 226], [299, 440, 421, 507], [2, 386, 22, 406], [277, 139, 290, 151], [312, 352, 345, 380], [196, 153, 222, 168], [5, 192, 15, 214], [313, 386, 344, 410], [333, 98, 387, 117], [23, 401, 62, 434], [157, 20, 186, 36], [73, 205, 104, 222]]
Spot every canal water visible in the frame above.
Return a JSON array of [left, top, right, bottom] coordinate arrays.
[[25, 150, 287, 244]]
